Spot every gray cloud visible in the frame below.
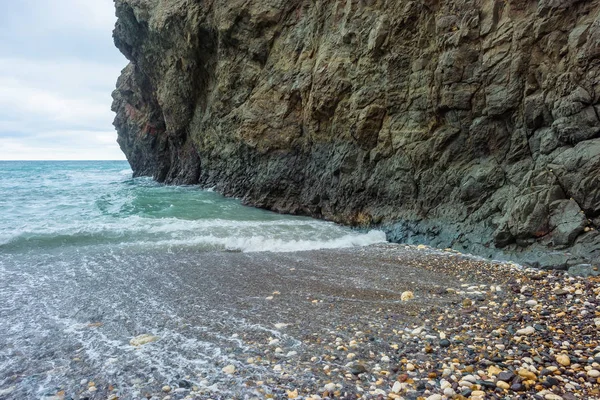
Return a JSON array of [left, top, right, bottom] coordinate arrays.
[[0, 0, 127, 160]]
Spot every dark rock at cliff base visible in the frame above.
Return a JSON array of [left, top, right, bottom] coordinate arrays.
[[112, 0, 600, 267], [550, 199, 588, 247], [568, 264, 600, 277]]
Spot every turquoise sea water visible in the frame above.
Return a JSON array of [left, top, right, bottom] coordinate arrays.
[[0, 160, 385, 253], [0, 160, 386, 399]]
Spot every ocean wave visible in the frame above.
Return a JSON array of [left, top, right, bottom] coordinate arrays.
[[0, 216, 386, 253], [0, 163, 387, 254], [2, 215, 336, 240], [127, 229, 387, 253]]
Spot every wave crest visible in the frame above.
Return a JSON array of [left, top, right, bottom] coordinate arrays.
[[1, 216, 386, 253]]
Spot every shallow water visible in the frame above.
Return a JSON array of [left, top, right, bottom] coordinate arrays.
[[0, 161, 384, 254], [0, 161, 386, 399]]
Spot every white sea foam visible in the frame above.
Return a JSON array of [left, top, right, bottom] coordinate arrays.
[[2, 214, 387, 253], [133, 229, 387, 252]]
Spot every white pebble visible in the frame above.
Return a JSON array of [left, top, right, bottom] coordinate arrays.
[[323, 383, 336, 392], [401, 291, 414, 301], [222, 365, 235, 374], [516, 326, 535, 336], [440, 379, 451, 389], [411, 327, 423, 335]]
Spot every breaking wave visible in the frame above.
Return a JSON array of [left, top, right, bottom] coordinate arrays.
[[0, 161, 386, 253]]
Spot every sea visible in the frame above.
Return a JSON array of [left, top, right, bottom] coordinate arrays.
[[0, 160, 386, 399]]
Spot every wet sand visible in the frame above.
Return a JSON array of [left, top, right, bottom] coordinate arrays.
[[1, 243, 599, 399]]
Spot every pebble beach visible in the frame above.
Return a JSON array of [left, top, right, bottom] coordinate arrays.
[[197, 245, 600, 400], [3, 243, 598, 400], [270, 246, 600, 400]]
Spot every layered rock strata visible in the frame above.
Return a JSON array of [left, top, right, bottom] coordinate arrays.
[[112, 0, 600, 267]]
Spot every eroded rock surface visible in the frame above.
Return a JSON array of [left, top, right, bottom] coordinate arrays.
[[112, 0, 600, 267]]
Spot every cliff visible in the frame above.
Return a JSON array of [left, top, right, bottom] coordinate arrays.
[[112, 0, 600, 268]]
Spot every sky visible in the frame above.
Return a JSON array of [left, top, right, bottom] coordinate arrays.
[[0, 0, 127, 160]]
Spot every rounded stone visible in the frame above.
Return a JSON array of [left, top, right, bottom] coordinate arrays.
[[222, 365, 236, 374], [496, 381, 510, 390], [556, 354, 571, 366], [588, 369, 600, 378], [511, 383, 525, 391], [349, 363, 367, 375], [401, 291, 414, 301], [497, 371, 515, 382], [323, 383, 336, 392]]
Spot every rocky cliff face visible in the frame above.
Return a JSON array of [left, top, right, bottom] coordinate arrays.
[[112, 0, 600, 268]]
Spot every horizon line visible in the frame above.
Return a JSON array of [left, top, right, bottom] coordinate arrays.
[[0, 159, 128, 162]]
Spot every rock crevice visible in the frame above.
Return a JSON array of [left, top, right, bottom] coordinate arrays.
[[112, 0, 600, 268]]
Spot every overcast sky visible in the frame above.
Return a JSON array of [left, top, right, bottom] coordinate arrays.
[[0, 0, 127, 160]]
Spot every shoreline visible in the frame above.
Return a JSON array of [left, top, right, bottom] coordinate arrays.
[[2, 243, 598, 399], [174, 177, 600, 271]]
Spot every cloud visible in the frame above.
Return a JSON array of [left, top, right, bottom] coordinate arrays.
[[0, 58, 123, 94], [0, 76, 113, 128], [0, 131, 125, 160], [0, 0, 128, 160], [0, 0, 123, 63], [2, 0, 117, 35], [36, 0, 118, 32]]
